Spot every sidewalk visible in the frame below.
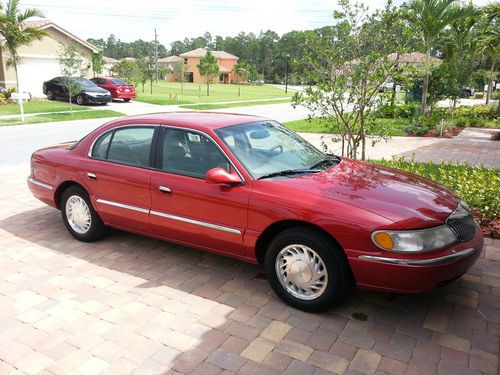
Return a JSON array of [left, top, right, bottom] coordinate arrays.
[[301, 127, 500, 169]]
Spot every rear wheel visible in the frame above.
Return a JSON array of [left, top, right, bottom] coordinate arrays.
[[265, 227, 351, 312], [46, 90, 55, 100], [61, 186, 108, 242], [123, 98, 131, 102]]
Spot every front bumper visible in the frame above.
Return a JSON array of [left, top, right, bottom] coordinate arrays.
[[349, 226, 484, 293], [84, 94, 112, 104]]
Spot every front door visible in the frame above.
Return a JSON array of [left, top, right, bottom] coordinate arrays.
[[150, 127, 250, 255]]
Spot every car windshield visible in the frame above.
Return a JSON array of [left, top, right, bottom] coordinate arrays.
[[77, 78, 98, 88], [215, 121, 331, 179], [110, 79, 127, 85]]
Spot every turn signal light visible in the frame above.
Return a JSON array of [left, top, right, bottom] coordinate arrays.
[[373, 232, 394, 251]]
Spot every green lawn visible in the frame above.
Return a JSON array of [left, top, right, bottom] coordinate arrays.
[[0, 99, 87, 115], [180, 98, 291, 110], [135, 82, 292, 105], [283, 117, 410, 136], [0, 110, 124, 126]]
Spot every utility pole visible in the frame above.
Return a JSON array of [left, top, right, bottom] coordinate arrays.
[[154, 28, 159, 83]]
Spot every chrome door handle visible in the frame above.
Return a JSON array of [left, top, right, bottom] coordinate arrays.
[[158, 186, 171, 193], [87, 172, 97, 179]]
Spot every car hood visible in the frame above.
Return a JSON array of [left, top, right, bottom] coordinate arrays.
[[82, 85, 109, 94], [265, 159, 459, 229]]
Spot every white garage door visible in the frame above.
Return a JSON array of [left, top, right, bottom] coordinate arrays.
[[17, 57, 61, 97]]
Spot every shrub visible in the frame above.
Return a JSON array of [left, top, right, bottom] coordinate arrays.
[[376, 103, 419, 118], [374, 158, 500, 222], [452, 105, 498, 120]]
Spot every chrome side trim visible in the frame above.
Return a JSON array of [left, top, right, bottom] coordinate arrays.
[[96, 199, 149, 214], [358, 248, 476, 266], [28, 177, 54, 190], [150, 209, 242, 235]]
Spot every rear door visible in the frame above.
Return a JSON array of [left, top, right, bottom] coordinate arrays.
[[85, 125, 158, 233], [149, 127, 251, 255]]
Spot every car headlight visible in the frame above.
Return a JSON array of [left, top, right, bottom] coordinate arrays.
[[372, 225, 457, 253]]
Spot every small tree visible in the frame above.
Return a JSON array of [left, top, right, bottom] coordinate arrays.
[[138, 57, 156, 94], [197, 50, 219, 96], [173, 60, 190, 94], [111, 59, 141, 85], [233, 61, 250, 84], [58, 43, 87, 114], [92, 51, 104, 76], [293, 1, 411, 160]]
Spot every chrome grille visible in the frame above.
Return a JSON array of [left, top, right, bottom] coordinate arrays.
[[446, 205, 476, 242]]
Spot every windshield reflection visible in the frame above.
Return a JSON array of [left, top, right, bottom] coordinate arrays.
[[215, 121, 327, 179]]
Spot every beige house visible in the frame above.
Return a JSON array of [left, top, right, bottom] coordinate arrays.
[[0, 17, 98, 97], [158, 55, 183, 81], [103, 56, 118, 76], [165, 48, 241, 84]]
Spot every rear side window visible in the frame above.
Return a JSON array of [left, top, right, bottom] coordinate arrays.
[[91, 127, 155, 168]]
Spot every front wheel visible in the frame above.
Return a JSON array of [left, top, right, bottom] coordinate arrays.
[[61, 186, 108, 242], [46, 90, 55, 100], [265, 227, 351, 312], [76, 95, 85, 105]]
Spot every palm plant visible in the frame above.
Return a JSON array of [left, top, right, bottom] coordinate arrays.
[[0, 0, 47, 91], [404, 0, 474, 114], [478, 4, 500, 105]]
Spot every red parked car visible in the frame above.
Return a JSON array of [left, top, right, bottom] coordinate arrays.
[[90, 77, 136, 102], [27, 113, 483, 312]]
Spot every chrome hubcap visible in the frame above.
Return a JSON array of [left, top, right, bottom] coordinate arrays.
[[275, 244, 328, 300], [66, 195, 91, 234]]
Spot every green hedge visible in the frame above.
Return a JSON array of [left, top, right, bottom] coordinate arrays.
[[374, 159, 500, 221]]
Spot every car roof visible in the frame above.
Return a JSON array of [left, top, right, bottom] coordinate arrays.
[[110, 111, 270, 131]]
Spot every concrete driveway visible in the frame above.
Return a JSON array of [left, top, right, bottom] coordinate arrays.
[[0, 169, 499, 374]]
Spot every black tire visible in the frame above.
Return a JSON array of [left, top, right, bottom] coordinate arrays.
[[46, 90, 55, 100], [76, 95, 85, 105], [265, 227, 351, 312], [61, 186, 108, 242], [123, 98, 131, 102]]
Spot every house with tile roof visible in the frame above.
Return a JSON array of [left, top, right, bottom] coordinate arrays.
[[166, 48, 242, 84], [0, 17, 98, 96]]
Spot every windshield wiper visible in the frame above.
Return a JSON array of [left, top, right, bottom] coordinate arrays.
[[309, 155, 341, 170], [257, 169, 321, 180]]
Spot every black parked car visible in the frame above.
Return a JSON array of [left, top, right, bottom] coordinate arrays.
[[42, 77, 112, 105]]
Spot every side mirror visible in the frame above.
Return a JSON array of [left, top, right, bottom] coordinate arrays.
[[205, 168, 242, 186]]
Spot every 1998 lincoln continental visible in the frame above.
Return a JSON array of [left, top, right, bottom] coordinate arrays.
[[28, 112, 483, 312]]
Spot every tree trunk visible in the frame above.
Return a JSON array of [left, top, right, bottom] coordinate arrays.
[[150, 80, 153, 95], [421, 45, 430, 116], [486, 61, 495, 105], [207, 81, 210, 96], [14, 63, 20, 93]]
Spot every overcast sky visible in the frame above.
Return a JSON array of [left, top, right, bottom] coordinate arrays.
[[19, 0, 494, 48]]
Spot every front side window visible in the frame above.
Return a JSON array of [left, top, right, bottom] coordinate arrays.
[[91, 127, 155, 168], [215, 121, 325, 179], [161, 128, 229, 178]]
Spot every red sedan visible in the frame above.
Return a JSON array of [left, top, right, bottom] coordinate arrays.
[[90, 77, 136, 102], [27, 112, 483, 312]]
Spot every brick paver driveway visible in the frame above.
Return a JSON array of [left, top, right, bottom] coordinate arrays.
[[0, 170, 499, 375]]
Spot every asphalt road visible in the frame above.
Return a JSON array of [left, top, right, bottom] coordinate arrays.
[[0, 102, 312, 170]]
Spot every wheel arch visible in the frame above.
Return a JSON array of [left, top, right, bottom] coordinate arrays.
[[54, 181, 87, 209], [254, 220, 347, 265]]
